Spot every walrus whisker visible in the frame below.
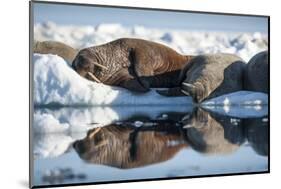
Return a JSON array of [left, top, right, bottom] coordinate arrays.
[[93, 62, 108, 70], [95, 140, 109, 148], [87, 72, 101, 83]]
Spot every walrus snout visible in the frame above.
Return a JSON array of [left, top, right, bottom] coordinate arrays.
[[73, 140, 88, 154], [72, 49, 108, 82], [72, 53, 90, 77]]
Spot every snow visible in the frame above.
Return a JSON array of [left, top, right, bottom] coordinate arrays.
[[35, 22, 268, 62]]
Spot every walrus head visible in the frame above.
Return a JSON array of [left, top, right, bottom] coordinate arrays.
[[71, 45, 152, 93], [72, 48, 109, 83]]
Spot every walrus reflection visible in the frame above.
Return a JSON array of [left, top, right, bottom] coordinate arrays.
[[183, 109, 268, 156], [73, 123, 187, 169], [243, 117, 268, 156], [73, 110, 268, 169], [182, 109, 243, 155]]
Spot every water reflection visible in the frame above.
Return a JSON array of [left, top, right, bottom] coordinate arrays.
[[244, 118, 268, 156], [42, 168, 86, 185], [73, 120, 187, 169], [73, 108, 268, 169]]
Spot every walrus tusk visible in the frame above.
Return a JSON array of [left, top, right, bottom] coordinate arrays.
[[87, 72, 101, 83], [93, 62, 108, 70], [88, 127, 101, 139], [181, 89, 190, 96], [182, 82, 196, 88]]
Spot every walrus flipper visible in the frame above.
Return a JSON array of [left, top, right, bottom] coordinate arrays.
[[33, 40, 78, 65], [156, 76, 197, 98], [156, 87, 187, 97], [121, 79, 150, 93], [124, 48, 150, 93]]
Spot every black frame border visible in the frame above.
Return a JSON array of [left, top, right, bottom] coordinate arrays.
[[29, 0, 270, 188]]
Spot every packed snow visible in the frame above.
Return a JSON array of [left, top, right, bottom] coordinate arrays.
[[34, 22, 268, 62]]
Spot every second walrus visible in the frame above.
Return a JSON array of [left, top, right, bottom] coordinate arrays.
[[157, 54, 246, 103], [244, 51, 268, 93]]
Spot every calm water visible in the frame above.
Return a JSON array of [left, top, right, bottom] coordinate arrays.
[[32, 106, 268, 187]]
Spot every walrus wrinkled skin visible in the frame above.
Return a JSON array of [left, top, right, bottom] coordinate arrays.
[[244, 51, 268, 93], [157, 54, 246, 103], [71, 38, 193, 92]]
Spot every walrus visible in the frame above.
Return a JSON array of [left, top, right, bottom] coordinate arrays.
[[244, 51, 268, 93], [33, 40, 78, 64], [157, 54, 246, 103], [73, 121, 187, 169], [34, 38, 193, 92]]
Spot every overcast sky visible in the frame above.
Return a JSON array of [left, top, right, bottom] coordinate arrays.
[[33, 2, 268, 33]]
